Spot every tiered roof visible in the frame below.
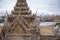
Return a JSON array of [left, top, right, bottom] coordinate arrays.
[[4, 0, 35, 34], [12, 0, 31, 15]]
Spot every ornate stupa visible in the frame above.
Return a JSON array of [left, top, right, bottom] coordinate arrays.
[[8, 0, 34, 25], [2, 0, 40, 40], [12, 0, 31, 15], [1, 0, 58, 40]]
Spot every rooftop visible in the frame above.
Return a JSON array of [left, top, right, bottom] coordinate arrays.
[[39, 22, 56, 27]]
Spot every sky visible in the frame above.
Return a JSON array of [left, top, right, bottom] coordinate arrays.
[[0, 0, 60, 16]]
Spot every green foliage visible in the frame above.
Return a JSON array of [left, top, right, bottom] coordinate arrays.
[[55, 22, 60, 27], [0, 19, 4, 23], [0, 17, 4, 23]]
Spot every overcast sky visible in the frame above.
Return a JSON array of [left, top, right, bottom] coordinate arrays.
[[0, 0, 60, 16]]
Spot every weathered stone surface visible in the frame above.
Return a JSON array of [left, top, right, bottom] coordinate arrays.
[[40, 35, 58, 40], [2, 0, 59, 40]]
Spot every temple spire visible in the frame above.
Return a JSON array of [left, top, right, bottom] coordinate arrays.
[[12, 0, 32, 15]]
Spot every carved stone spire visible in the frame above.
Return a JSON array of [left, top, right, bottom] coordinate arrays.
[[12, 0, 32, 15]]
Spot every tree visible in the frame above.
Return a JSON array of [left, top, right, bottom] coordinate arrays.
[[55, 22, 60, 27]]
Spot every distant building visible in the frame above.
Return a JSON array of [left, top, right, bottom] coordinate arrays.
[[40, 15, 59, 22], [39, 22, 56, 35], [38, 22, 58, 40]]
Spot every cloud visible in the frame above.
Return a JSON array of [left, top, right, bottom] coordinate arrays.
[[0, 0, 16, 16], [0, 0, 16, 10], [0, 0, 60, 15], [27, 0, 60, 15]]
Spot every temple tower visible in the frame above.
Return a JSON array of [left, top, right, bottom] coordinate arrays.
[[2, 0, 39, 40], [12, 0, 31, 15], [9, 0, 33, 24]]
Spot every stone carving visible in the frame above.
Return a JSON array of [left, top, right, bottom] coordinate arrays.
[[1, 0, 40, 40]]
